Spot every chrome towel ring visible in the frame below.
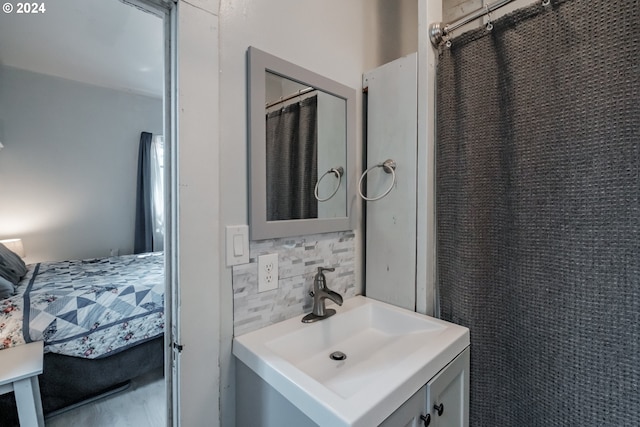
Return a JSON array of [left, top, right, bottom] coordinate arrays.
[[358, 159, 396, 201], [314, 166, 344, 202]]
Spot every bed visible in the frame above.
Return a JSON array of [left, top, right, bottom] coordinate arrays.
[[0, 249, 165, 424]]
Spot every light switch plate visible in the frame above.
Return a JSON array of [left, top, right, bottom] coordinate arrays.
[[225, 225, 249, 267], [258, 253, 278, 292]]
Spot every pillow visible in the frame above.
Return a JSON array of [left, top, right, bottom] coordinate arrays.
[[0, 276, 15, 299], [0, 242, 27, 285]]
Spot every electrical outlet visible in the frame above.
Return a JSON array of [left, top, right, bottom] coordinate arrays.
[[258, 253, 278, 292]]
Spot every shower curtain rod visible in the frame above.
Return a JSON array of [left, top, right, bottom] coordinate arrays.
[[265, 87, 315, 109], [429, 0, 518, 46]]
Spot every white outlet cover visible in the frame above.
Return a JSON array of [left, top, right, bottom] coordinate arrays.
[[258, 253, 278, 292]]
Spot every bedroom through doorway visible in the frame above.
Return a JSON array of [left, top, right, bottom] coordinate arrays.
[[0, 0, 175, 425]]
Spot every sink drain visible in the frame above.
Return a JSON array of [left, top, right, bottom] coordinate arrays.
[[329, 351, 347, 361]]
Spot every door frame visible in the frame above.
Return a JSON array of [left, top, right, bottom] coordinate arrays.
[[121, 1, 179, 425]]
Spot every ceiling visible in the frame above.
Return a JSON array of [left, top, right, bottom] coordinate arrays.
[[0, 0, 164, 98]]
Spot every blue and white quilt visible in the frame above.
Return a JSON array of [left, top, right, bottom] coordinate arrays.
[[0, 252, 164, 359]]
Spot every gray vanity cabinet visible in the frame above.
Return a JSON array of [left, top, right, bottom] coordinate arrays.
[[380, 348, 469, 427]]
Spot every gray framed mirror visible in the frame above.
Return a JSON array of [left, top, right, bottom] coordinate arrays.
[[248, 47, 356, 240]]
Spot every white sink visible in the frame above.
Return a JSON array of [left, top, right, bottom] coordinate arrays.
[[233, 296, 469, 427]]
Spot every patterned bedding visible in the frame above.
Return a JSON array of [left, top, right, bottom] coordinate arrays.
[[0, 252, 164, 359]]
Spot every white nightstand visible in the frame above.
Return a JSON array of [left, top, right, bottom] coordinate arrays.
[[0, 341, 45, 427]]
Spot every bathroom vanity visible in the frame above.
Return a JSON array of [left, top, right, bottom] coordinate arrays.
[[233, 296, 469, 427]]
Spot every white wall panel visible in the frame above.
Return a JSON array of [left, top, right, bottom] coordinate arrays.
[[175, 1, 221, 426], [363, 53, 418, 311], [416, 0, 442, 316]]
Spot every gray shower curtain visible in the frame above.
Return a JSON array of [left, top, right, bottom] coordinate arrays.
[[265, 95, 318, 221], [436, 1, 639, 426]]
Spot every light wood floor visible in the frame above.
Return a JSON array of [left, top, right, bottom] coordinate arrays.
[[45, 368, 166, 427]]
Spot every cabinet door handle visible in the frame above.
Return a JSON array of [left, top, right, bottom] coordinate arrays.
[[434, 403, 444, 416], [420, 413, 431, 426]]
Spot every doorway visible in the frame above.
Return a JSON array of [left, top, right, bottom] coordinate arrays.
[[0, 0, 176, 425]]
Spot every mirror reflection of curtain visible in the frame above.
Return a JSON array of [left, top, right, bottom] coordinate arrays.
[[134, 132, 164, 253], [265, 95, 318, 221]]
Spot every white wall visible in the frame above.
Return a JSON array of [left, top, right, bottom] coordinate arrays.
[[443, 0, 475, 21], [490, 0, 535, 18], [0, 65, 162, 263]]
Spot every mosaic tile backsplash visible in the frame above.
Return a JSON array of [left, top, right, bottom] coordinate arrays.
[[233, 231, 357, 336]]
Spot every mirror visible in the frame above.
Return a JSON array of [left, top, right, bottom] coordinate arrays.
[[248, 47, 356, 240]]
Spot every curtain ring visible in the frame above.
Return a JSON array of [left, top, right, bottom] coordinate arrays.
[[444, 32, 452, 48], [358, 159, 397, 202], [443, 24, 452, 48], [314, 167, 344, 202], [485, 5, 494, 31], [542, 0, 550, 6]]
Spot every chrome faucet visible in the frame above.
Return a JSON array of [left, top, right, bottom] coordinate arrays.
[[302, 267, 343, 323]]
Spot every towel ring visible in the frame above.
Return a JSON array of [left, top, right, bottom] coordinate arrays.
[[358, 159, 396, 201], [314, 167, 344, 202]]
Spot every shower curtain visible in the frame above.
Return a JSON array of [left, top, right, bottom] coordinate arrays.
[[436, 1, 639, 426], [265, 95, 318, 221]]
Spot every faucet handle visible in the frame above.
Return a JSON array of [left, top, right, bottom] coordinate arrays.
[[318, 267, 335, 274]]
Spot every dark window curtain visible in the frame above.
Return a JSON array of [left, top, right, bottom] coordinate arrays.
[[134, 131, 154, 254], [265, 95, 318, 221], [436, 1, 639, 426]]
